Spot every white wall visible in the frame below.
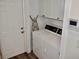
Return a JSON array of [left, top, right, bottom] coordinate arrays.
[[29, 0, 39, 17], [28, 0, 64, 29], [39, 0, 65, 20], [60, 0, 79, 59]]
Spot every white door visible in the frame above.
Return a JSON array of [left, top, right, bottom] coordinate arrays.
[[0, 0, 25, 59]]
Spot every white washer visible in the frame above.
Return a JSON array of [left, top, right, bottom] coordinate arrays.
[[33, 29, 61, 59]]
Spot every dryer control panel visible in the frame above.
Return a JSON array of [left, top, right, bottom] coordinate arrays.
[[69, 18, 79, 32]]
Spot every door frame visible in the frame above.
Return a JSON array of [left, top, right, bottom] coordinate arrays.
[[23, 0, 32, 53]]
